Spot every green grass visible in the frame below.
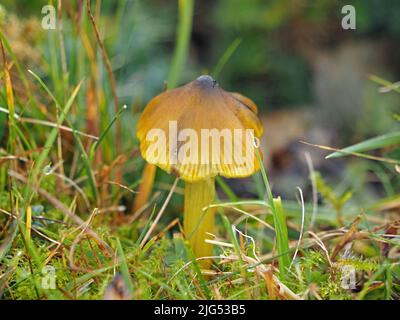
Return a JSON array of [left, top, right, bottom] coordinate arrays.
[[167, 0, 194, 88], [0, 0, 399, 300]]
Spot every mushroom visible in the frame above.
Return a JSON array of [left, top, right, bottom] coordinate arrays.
[[136, 75, 263, 267]]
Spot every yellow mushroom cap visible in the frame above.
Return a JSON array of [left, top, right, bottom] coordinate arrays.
[[137, 75, 264, 182]]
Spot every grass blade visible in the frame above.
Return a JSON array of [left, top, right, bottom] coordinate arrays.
[[255, 147, 290, 277], [115, 238, 134, 295], [212, 38, 242, 79], [327, 131, 400, 159], [26, 70, 83, 184], [272, 197, 291, 273], [167, 0, 194, 88], [369, 74, 400, 94], [89, 105, 128, 162]]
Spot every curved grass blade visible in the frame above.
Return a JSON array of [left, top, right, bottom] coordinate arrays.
[[212, 38, 242, 79], [369, 74, 400, 94], [301, 141, 400, 165], [89, 105, 128, 162], [327, 131, 400, 159]]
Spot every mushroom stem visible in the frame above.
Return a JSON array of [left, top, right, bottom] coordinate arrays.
[[184, 177, 215, 268]]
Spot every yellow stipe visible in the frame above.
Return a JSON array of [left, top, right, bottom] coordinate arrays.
[[184, 178, 215, 269], [133, 162, 157, 213], [26, 206, 32, 244]]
